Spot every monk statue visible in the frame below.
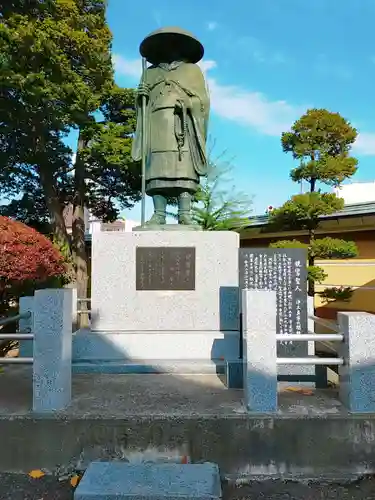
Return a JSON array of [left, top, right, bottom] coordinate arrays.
[[131, 27, 210, 227]]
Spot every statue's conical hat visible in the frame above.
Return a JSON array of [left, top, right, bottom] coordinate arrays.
[[140, 26, 204, 64]]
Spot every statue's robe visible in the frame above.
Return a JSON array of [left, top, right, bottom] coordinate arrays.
[[132, 61, 210, 195]]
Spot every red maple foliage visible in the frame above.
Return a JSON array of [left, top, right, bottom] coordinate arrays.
[[0, 216, 67, 296]]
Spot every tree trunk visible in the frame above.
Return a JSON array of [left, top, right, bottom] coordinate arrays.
[[72, 132, 89, 328], [308, 164, 317, 297], [38, 166, 72, 261], [308, 227, 315, 297]]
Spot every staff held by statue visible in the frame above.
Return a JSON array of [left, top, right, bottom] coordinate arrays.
[[140, 57, 147, 227]]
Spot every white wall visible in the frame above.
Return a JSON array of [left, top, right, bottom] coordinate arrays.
[[334, 182, 375, 204], [87, 214, 139, 233]]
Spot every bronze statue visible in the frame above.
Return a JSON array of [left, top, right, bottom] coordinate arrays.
[[131, 27, 210, 227]]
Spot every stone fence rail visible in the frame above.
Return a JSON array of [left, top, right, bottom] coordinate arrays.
[[242, 289, 375, 413], [0, 289, 73, 413]]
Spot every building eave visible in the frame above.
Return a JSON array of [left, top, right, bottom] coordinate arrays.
[[241, 202, 375, 240], [247, 202, 375, 228]]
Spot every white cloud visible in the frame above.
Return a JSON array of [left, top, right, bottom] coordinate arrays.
[[113, 55, 142, 79], [207, 21, 218, 31], [353, 133, 375, 156], [235, 36, 288, 65], [152, 10, 162, 27], [207, 78, 305, 136], [198, 59, 217, 73], [110, 55, 375, 155], [114, 54, 305, 137]]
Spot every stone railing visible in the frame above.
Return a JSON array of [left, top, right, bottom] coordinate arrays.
[[1, 289, 73, 413], [242, 289, 375, 413]]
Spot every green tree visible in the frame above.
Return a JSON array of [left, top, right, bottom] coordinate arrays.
[[0, 0, 113, 303], [0, 190, 51, 234], [0, 216, 70, 356], [191, 158, 253, 231], [0, 1, 141, 323], [71, 86, 141, 320], [0, 86, 140, 325], [270, 109, 359, 297]]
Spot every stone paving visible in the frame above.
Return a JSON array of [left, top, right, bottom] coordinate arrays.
[[0, 365, 343, 417]]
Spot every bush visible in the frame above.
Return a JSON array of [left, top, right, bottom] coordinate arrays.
[[0, 216, 69, 354]]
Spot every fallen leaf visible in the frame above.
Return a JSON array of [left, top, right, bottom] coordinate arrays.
[[70, 474, 81, 487], [285, 386, 313, 396], [28, 469, 45, 479]]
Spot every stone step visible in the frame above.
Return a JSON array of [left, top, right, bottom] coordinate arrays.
[[74, 462, 222, 500], [72, 359, 226, 375]]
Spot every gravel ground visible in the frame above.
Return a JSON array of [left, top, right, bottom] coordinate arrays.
[[1, 474, 375, 500]]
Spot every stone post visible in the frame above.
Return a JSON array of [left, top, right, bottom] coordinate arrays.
[[32, 288, 73, 413], [242, 289, 277, 412], [64, 283, 78, 331], [71, 287, 78, 332], [337, 311, 375, 413], [18, 296, 34, 358]]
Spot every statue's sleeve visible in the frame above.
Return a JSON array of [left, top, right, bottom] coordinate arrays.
[[131, 69, 151, 162], [184, 64, 210, 140]]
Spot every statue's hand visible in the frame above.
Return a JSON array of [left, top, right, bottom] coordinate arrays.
[[137, 82, 150, 99]]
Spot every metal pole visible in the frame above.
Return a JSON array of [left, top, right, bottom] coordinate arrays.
[[276, 334, 344, 342], [0, 357, 33, 364], [277, 357, 344, 366], [0, 311, 31, 327], [140, 57, 147, 227], [0, 334, 34, 340]]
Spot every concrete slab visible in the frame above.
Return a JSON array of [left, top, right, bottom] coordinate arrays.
[[1, 366, 374, 480], [0, 366, 344, 417], [74, 462, 221, 500]]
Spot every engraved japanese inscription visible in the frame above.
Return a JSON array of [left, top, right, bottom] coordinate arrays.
[[136, 247, 196, 291], [239, 248, 308, 339]]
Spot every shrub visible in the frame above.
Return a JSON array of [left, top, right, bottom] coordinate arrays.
[[0, 216, 69, 355]]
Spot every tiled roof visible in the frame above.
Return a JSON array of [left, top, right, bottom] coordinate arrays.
[[247, 202, 375, 228]]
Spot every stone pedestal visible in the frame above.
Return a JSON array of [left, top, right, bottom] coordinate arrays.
[[33, 288, 72, 412], [85, 231, 240, 363], [242, 289, 277, 412], [338, 311, 375, 412], [74, 462, 222, 500]]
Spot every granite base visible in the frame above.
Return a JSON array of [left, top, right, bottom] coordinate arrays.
[[74, 462, 221, 500]]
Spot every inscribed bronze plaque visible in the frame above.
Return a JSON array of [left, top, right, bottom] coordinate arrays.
[[136, 247, 196, 291]]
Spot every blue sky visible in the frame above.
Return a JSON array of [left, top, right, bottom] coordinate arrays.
[[8, 0, 375, 222], [109, 0, 375, 220]]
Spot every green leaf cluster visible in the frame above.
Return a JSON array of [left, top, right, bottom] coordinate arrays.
[[310, 237, 358, 260], [269, 108, 358, 296], [0, 1, 141, 296], [282, 108, 358, 188], [191, 159, 253, 231], [270, 192, 344, 231], [270, 237, 358, 260], [318, 286, 353, 302]]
